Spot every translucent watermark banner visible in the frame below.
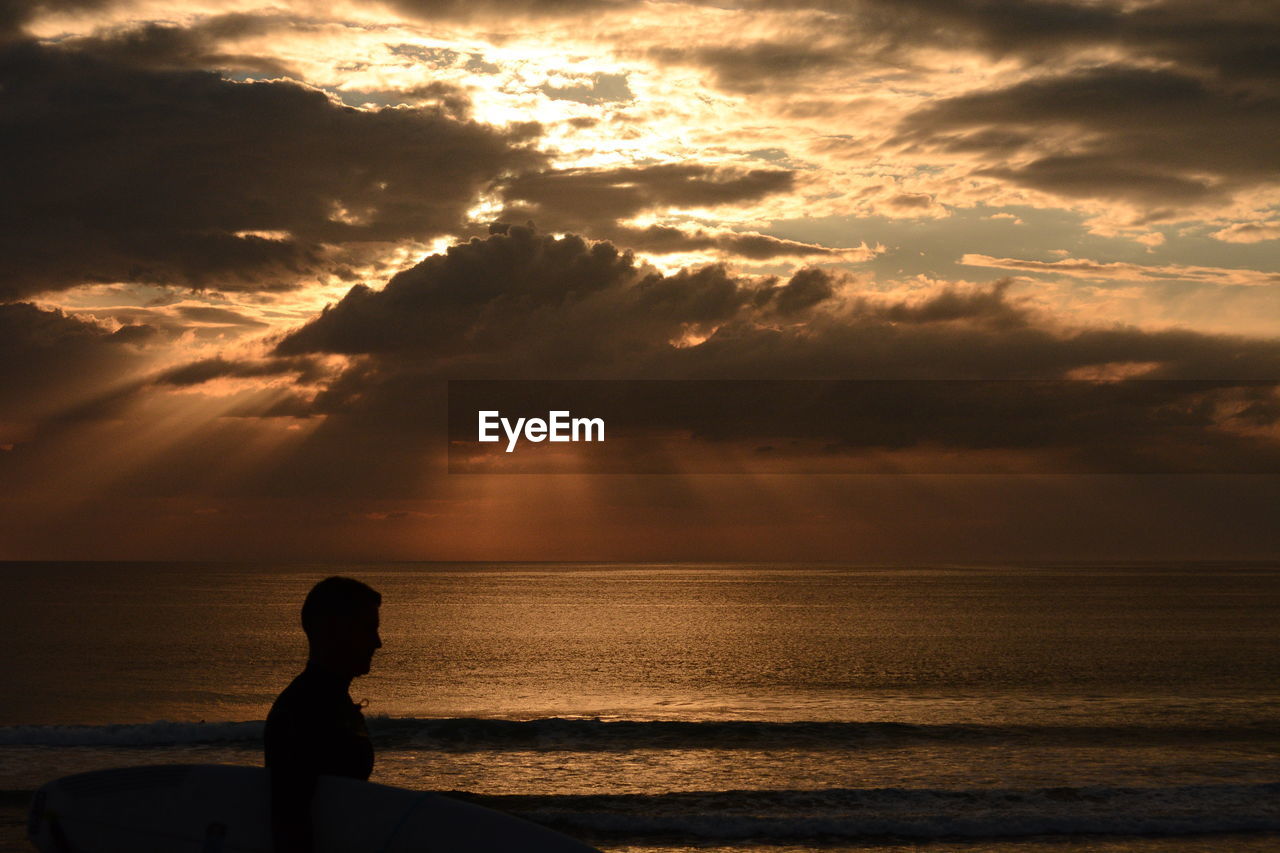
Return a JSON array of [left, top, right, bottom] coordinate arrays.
[[447, 379, 1280, 474]]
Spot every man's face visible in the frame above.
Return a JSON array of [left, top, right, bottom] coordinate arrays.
[[339, 604, 382, 677]]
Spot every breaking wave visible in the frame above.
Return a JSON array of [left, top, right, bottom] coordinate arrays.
[[2, 716, 1275, 751]]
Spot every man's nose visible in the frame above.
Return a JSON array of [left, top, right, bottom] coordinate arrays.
[[375, 633, 382, 649]]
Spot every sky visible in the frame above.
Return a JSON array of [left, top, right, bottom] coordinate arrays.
[[1, 0, 1278, 561]]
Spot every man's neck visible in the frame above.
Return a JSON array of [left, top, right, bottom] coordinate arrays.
[[304, 657, 354, 691]]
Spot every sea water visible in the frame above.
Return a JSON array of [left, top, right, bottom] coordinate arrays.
[[1, 562, 1277, 851]]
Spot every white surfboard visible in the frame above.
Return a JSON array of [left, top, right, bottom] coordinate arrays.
[[28, 764, 602, 853]]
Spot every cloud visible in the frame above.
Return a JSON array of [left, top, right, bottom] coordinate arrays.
[[886, 193, 935, 210], [755, 0, 1280, 84], [539, 72, 633, 104], [446, 374, 1280, 476], [894, 65, 1280, 211], [1212, 221, 1280, 244], [6, 226, 1280, 556], [0, 0, 634, 40], [873, 277, 1027, 329], [621, 0, 1280, 112], [175, 306, 269, 326], [961, 254, 1280, 287], [879, 191, 950, 219], [154, 355, 327, 387], [51, 14, 300, 74], [600, 224, 879, 261], [275, 228, 1280, 381], [401, 80, 473, 119], [0, 0, 112, 39], [491, 164, 820, 259], [377, 0, 635, 24], [648, 41, 852, 94], [275, 226, 806, 366], [767, 267, 837, 315], [261, 228, 1280, 478], [3, 0, 1278, 557], [620, 3, 1280, 219], [0, 302, 153, 433], [258, 229, 1280, 481], [0, 38, 544, 300], [497, 164, 795, 232]]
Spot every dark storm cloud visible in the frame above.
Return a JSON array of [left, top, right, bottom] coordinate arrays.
[[497, 164, 794, 232], [0, 39, 544, 300], [263, 229, 1280, 475], [894, 65, 1280, 209]]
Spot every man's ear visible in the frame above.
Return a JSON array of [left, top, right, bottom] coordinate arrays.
[[309, 611, 339, 645]]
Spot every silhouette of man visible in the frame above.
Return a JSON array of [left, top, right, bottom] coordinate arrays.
[[265, 576, 382, 853]]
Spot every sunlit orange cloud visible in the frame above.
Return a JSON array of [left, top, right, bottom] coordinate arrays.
[[1212, 222, 1280, 244]]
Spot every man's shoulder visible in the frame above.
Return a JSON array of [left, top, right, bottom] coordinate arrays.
[[266, 667, 359, 728], [265, 670, 322, 727]]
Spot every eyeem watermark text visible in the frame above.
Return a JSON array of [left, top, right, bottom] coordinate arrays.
[[478, 410, 605, 452]]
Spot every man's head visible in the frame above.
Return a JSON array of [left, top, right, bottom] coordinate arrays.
[[301, 576, 382, 678]]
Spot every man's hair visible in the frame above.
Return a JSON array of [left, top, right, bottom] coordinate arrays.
[[301, 576, 381, 638]]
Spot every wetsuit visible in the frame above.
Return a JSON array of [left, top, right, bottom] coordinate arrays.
[[264, 663, 374, 853]]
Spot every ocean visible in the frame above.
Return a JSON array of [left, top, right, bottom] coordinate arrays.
[[1, 561, 1277, 852]]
